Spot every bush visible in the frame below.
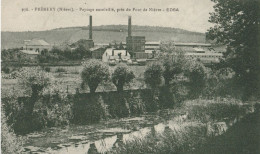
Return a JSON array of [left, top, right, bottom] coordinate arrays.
[[72, 94, 106, 124], [111, 122, 207, 154], [2, 88, 73, 134], [2, 66, 10, 74], [184, 98, 246, 123], [203, 67, 238, 98], [34, 94, 73, 127], [1, 111, 23, 154], [107, 93, 130, 118], [55, 67, 66, 73], [184, 59, 207, 98], [44, 67, 51, 72]]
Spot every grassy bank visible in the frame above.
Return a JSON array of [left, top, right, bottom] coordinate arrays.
[[109, 99, 256, 154]]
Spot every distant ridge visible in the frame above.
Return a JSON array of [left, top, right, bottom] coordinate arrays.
[[52, 25, 204, 35], [1, 25, 206, 50]]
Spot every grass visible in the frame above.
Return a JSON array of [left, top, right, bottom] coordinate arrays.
[[193, 109, 260, 154], [1, 65, 146, 97], [110, 121, 207, 154], [184, 98, 247, 123], [109, 98, 254, 154]]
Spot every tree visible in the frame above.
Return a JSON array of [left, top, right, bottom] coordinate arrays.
[[74, 45, 91, 59], [207, 0, 260, 100], [112, 64, 135, 92], [160, 42, 186, 86], [184, 59, 207, 98], [161, 56, 183, 86], [81, 60, 110, 93], [160, 41, 176, 54], [18, 67, 51, 115], [144, 62, 165, 89]]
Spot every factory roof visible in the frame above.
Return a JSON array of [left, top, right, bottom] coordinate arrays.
[[145, 41, 161, 45], [174, 42, 211, 47], [185, 52, 223, 56], [20, 50, 39, 55], [90, 46, 104, 51], [25, 39, 50, 46]]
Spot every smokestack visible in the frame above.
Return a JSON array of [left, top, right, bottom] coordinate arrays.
[[89, 16, 92, 39], [128, 16, 131, 37]]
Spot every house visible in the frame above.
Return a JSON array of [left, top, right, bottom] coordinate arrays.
[[102, 48, 131, 63], [21, 39, 52, 55]]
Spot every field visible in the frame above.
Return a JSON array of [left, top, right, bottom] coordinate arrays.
[[1, 65, 146, 97], [1, 25, 206, 49]]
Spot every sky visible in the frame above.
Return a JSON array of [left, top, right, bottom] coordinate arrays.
[[1, 0, 215, 32]]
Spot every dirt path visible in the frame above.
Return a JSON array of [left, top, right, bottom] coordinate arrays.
[[193, 110, 260, 154]]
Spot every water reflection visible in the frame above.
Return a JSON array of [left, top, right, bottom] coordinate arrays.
[[24, 114, 200, 154]]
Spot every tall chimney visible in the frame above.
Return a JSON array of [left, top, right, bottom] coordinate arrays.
[[128, 16, 131, 37], [89, 16, 92, 40]]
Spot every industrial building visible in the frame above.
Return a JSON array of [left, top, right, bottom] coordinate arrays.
[[102, 48, 131, 64], [85, 16, 95, 49], [21, 39, 52, 55], [126, 16, 147, 59]]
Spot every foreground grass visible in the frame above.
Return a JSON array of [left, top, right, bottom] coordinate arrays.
[[111, 121, 208, 154], [193, 109, 260, 154], [109, 98, 255, 154]]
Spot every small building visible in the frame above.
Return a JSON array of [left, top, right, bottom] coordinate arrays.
[[21, 39, 51, 55], [102, 48, 130, 63], [90, 46, 106, 59]]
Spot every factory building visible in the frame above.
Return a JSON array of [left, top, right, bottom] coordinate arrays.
[[85, 15, 94, 49], [126, 16, 146, 59], [102, 48, 131, 64]]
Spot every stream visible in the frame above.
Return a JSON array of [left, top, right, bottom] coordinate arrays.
[[22, 109, 183, 154], [21, 108, 243, 154]]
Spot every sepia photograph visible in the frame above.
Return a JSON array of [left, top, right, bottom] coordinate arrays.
[[1, 0, 259, 153]]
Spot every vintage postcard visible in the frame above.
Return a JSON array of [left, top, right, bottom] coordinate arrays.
[[1, 0, 259, 153]]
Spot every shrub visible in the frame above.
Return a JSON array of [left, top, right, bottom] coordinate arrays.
[[107, 93, 130, 118], [184, 98, 246, 123], [1, 111, 23, 154], [111, 121, 207, 154], [184, 59, 207, 98], [72, 94, 106, 124], [44, 67, 51, 72], [81, 59, 110, 93], [55, 67, 66, 73], [2, 66, 11, 74], [1, 95, 24, 129], [35, 94, 73, 127], [203, 67, 238, 98]]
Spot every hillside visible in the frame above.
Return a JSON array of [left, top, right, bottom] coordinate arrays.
[[1, 25, 206, 49]]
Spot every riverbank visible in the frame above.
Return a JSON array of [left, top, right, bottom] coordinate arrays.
[[19, 99, 255, 153], [193, 106, 260, 154]]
